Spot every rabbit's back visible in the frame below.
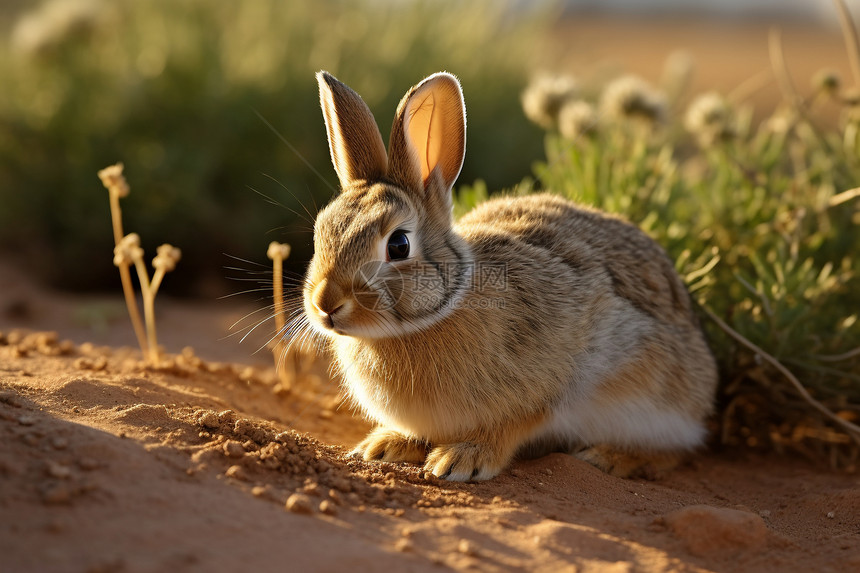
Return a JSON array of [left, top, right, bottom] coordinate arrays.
[[458, 193, 697, 326]]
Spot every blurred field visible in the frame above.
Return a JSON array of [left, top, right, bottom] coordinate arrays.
[[0, 2, 854, 296], [0, 0, 547, 292], [548, 14, 852, 119]]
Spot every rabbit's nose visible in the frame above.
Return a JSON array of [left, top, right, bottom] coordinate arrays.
[[312, 279, 346, 319]]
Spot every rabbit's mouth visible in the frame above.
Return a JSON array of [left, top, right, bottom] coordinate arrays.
[[306, 295, 350, 335]]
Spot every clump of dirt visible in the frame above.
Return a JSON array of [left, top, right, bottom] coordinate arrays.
[[184, 405, 426, 512]]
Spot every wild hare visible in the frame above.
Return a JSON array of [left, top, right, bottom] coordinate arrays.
[[303, 71, 718, 481]]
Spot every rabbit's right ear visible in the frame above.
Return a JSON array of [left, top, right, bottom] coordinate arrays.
[[317, 71, 388, 189]]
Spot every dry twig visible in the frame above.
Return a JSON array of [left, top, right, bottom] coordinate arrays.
[[704, 306, 860, 447]]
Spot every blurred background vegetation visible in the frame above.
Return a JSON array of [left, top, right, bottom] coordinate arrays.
[[0, 0, 551, 293]]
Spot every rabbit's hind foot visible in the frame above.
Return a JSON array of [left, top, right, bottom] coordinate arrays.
[[574, 444, 682, 480]]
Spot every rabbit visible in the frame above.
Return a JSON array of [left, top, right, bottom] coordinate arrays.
[[302, 70, 718, 481]]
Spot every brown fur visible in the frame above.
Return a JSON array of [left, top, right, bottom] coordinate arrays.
[[303, 71, 718, 481]]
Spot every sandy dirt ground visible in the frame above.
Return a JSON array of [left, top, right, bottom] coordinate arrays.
[[3, 14, 860, 573], [1, 255, 859, 573]]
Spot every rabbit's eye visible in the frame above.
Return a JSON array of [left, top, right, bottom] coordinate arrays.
[[387, 231, 410, 261]]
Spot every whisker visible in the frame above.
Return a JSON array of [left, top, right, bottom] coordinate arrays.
[[248, 185, 315, 228], [223, 253, 271, 269], [260, 171, 319, 223], [251, 107, 337, 194], [265, 224, 315, 236]]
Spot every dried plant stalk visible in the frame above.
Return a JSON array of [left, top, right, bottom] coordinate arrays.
[[834, 0, 860, 88], [768, 28, 804, 111], [131, 243, 182, 363], [267, 241, 292, 388], [98, 164, 148, 355], [100, 164, 181, 364]]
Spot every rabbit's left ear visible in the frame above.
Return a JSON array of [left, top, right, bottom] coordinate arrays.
[[388, 73, 466, 195]]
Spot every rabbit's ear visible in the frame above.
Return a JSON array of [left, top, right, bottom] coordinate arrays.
[[317, 71, 388, 189], [388, 73, 466, 194]]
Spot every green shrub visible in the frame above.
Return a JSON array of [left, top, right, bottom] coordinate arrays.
[[486, 67, 860, 464]]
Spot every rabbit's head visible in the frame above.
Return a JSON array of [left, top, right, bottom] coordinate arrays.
[[304, 72, 471, 339]]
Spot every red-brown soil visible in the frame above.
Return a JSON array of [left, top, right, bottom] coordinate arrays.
[[1, 257, 858, 573]]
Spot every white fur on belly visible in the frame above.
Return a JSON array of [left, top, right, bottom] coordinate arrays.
[[539, 394, 706, 452]]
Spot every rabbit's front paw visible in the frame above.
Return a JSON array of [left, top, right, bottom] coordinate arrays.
[[352, 427, 428, 463], [424, 442, 507, 481]]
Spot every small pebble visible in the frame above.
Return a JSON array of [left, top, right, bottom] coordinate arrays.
[[827, 511, 836, 519], [223, 440, 245, 458], [458, 539, 478, 556], [251, 486, 268, 498], [50, 437, 69, 450], [46, 462, 71, 479], [199, 412, 219, 429], [395, 539, 413, 552], [18, 415, 36, 426], [225, 465, 247, 481], [664, 505, 767, 556], [543, 468, 553, 476], [73, 357, 107, 371], [303, 482, 320, 496], [78, 458, 99, 471], [319, 500, 337, 515], [285, 493, 313, 514]]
